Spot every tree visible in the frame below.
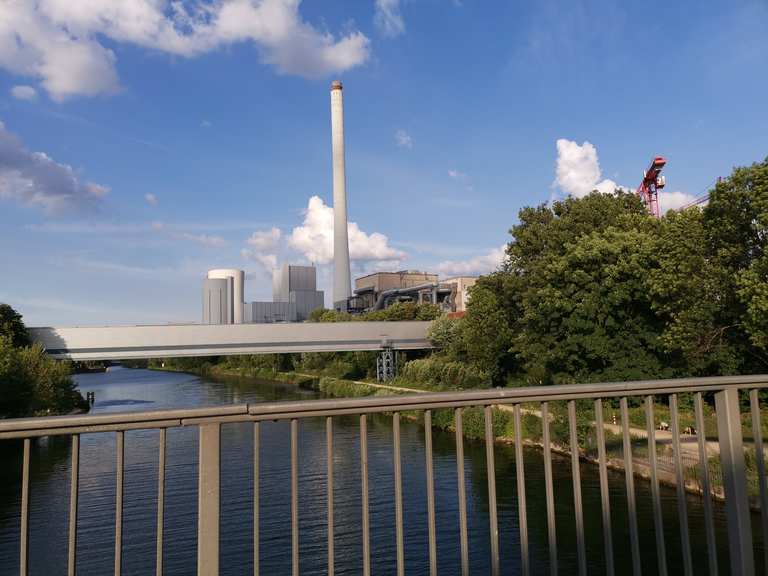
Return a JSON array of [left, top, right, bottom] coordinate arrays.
[[0, 303, 30, 348], [0, 304, 86, 418]]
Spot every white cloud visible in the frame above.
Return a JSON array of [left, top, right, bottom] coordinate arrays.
[[200, 120, 212, 128], [375, 0, 405, 37], [437, 244, 506, 277], [10, 85, 37, 100], [288, 195, 406, 264], [658, 190, 699, 213], [554, 139, 620, 197], [0, 0, 370, 100], [448, 169, 467, 180], [242, 227, 281, 269], [246, 227, 281, 251], [394, 129, 413, 149], [0, 120, 109, 213], [241, 248, 277, 270], [144, 192, 158, 206]]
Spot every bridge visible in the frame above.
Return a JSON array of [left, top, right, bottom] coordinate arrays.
[[1, 375, 766, 575], [27, 321, 433, 361]]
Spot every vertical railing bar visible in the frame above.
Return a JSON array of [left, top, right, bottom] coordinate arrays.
[[620, 397, 641, 576], [541, 402, 558, 576], [253, 422, 260, 576], [694, 392, 717, 576], [156, 428, 166, 576], [115, 431, 124, 576], [360, 414, 370, 576], [594, 399, 614, 576], [68, 434, 80, 576], [567, 400, 587, 576], [424, 410, 437, 576], [484, 406, 500, 576], [645, 396, 668, 576], [326, 417, 334, 576], [670, 394, 693, 576], [750, 389, 768, 572], [20, 438, 30, 576], [714, 388, 754, 575], [393, 412, 404, 576], [290, 419, 299, 576], [455, 408, 469, 576], [197, 423, 220, 576], [513, 404, 529, 576]]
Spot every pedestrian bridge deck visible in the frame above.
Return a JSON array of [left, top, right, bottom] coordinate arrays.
[[28, 321, 432, 361]]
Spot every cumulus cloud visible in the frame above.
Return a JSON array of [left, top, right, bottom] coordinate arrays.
[[554, 139, 620, 197], [0, 0, 370, 100], [374, 0, 405, 37], [658, 190, 699, 213], [288, 195, 406, 264], [394, 129, 412, 149], [10, 85, 37, 100], [242, 227, 281, 269], [437, 245, 506, 277], [0, 120, 109, 213], [241, 248, 278, 270], [144, 193, 158, 206], [246, 227, 281, 251]]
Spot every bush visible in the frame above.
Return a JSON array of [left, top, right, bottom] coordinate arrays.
[[397, 357, 490, 390], [0, 335, 87, 417]]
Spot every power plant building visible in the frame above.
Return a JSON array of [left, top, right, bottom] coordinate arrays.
[[202, 269, 244, 324], [203, 264, 324, 324], [202, 277, 233, 324], [273, 264, 325, 321]]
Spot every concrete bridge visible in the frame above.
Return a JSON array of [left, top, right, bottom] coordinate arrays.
[[28, 321, 433, 361]]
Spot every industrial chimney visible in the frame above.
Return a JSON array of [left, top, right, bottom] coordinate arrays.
[[330, 80, 351, 309]]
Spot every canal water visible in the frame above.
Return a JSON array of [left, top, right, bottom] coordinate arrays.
[[0, 367, 763, 575]]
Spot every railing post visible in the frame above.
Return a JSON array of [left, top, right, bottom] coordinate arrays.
[[715, 388, 754, 576], [198, 423, 220, 576]]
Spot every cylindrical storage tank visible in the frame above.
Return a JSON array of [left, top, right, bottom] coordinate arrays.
[[202, 278, 231, 324], [207, 269, 244, 324]]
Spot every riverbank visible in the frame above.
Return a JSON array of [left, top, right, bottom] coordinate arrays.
[[146, 363, 760, 507]]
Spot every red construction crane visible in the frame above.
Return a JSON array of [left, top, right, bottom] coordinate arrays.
[[637, 156, 666, 218]]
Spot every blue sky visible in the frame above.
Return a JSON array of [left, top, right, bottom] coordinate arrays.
[[0, 0, 766, 326]]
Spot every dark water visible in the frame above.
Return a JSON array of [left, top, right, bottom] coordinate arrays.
[[0, 367, 764, 575]]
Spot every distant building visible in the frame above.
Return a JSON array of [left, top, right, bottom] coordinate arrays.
[[440, 276, 478, 312], [202, 264, 324, 324], [352, 270, 460, 312], [202, 269, 244, 324]]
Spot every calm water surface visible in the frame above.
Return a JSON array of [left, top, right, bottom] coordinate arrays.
[[0, 367, 764, 575]]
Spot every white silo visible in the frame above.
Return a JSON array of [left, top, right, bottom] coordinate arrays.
[[206, 268, 244, 324], [330, 80, 352, 308]]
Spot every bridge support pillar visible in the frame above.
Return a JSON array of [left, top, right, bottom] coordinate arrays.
[[377, 346, 397, 382], [715, 388, 754, 576]]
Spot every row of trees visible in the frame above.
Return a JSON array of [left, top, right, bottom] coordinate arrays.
[[0, 304, 87, 418], [433, 158, 768, 386]]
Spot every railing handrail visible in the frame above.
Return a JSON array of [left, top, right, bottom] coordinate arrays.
[[1, 373, 766, 439]]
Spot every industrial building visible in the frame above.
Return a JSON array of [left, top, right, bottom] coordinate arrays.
[[202, 269, 245, 325], [441, 276, 478, 312], [203, 264, 324, 324], [350, 271, 478, 313]]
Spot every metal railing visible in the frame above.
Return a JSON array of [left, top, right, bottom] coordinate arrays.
[[1, 374, 767, 575]]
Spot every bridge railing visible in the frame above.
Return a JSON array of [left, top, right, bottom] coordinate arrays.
[[1, 375, 767, 576]]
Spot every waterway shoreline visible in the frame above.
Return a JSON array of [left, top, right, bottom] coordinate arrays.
[[143, 364, 752, 509]]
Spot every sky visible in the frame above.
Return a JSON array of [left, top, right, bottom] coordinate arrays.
[[0, 0, 767, 326]]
